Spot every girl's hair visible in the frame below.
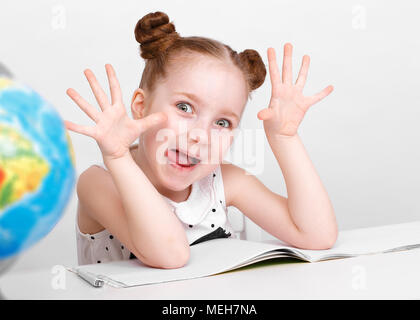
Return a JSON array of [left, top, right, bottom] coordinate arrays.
[[134, 11, 266, 99]]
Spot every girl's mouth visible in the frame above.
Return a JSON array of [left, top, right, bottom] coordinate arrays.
[[165, 148, 201, 171]]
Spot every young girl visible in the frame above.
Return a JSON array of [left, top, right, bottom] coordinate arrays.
[[65, 11, 338, 269]]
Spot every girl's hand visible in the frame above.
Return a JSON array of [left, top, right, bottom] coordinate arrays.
[[257, 43, 333, 137], [65, 64, 167, 162]]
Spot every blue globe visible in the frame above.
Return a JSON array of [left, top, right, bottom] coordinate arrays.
[[0, 66, 75, 260]]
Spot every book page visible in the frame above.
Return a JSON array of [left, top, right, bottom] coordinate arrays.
[[73, 238, 292, 287], [288, 221, 420, 262], [71, 221, 420, 287]]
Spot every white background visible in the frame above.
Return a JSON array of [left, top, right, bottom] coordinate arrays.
[[1, 0, 419, 273]]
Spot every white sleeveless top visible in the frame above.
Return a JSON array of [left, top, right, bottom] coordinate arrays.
[[161, 164, 237, 245], [76, 162, 237, 265]]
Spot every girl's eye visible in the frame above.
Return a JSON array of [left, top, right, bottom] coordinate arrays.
[[176, 102, 231, 128], [176, 102, 193, 113], [215, 119, 231, 128]]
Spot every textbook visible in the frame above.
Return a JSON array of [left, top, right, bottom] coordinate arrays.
[[67, 221, 420, 288]]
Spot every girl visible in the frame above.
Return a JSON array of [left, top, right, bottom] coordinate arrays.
[[65, 11, 338, 269]]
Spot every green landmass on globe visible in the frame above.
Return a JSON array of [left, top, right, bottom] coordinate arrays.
[[0, 124, 50, 210]]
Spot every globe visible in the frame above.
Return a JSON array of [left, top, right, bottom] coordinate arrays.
[[0, 65, 75, 261]]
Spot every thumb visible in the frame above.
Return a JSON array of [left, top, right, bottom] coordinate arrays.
[[136, 112, 167, 133], [257, 108, 275, 121]]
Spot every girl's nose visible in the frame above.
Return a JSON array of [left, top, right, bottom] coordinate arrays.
[[175, 118, 212, 152], [187, 125, 210, 145]]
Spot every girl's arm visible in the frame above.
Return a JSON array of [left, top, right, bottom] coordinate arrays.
[[265, 133, 337, 245], [222, 159, 337, 249], [66, 64, 189, 268], [104, 153, 190, 268], [77, 164, 189, 269], [224, 44, 337, 249]]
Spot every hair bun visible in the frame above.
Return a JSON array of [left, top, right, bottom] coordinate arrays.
[[239, 49, 266, 91], [134, 11, 180, 59]]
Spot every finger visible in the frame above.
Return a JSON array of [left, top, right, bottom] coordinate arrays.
[[267, 47, 281, 96], [66, 88, 101, 122], [134, 112, 168, 134], [306, 85, 334, 107], [295, 55, 310, 89], [257, 108, 275, 121], [84, 68, 110, 111], [282, 43, 293, 85], [105, 64, 123, 105], [64, 120, 96, 138]]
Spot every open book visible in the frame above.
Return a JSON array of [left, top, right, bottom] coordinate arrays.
[[67, 221, 420, 288]]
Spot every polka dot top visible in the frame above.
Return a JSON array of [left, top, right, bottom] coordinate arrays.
[[161, 164, 237, 246], [76, 163, 237, 265]]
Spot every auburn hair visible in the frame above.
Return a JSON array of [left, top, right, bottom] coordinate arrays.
[[134, 11, 266, 99]]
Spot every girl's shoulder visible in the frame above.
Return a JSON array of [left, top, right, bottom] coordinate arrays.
[[76, 164, 117, 234], [76, 143, 146, 212], [77, 164, 114, 206]]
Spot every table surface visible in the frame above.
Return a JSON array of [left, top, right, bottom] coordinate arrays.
[[1, 248, 419, 299]]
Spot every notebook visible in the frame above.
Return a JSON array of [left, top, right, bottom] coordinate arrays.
[[66, 221, 420, 288]]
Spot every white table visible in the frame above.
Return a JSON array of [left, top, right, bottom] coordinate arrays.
[[1, 247, 419, 299]]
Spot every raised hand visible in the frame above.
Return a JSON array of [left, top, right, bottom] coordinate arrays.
[[65, 64, 167, 161], [257, 43, 333, 137]]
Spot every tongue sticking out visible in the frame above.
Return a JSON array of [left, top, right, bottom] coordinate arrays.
[[167, 149, 197, 166]]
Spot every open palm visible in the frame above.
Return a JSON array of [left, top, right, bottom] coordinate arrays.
[[257, 43, 333, 137], [65, 64, 166, 161]]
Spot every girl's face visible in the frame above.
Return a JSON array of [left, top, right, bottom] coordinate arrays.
[[132, 55, 248, 193]]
